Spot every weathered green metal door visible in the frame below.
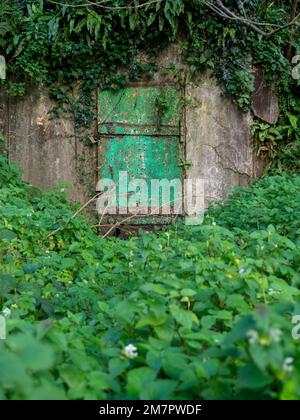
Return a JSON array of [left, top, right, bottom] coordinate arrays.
[[98, 84, 182, 226]]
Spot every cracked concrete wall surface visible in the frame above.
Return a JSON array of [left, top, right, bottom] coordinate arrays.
[[186, 75, 257, 206]]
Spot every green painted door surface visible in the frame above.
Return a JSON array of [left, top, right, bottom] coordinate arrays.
[[98, 86, 182, 224]]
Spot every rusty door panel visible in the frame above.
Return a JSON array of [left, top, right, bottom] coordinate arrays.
[[98, 86, 182, 224], [99, 86, 181, 133]]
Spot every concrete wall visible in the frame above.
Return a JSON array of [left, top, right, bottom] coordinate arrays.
[[0, 86, 97, 204], [185, 75, 257, 206], [0, 74, 263, 207]]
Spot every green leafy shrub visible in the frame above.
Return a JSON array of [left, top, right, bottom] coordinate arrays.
[[252, 99, 300, 174], [208, 174, 300, 239], [1, 158, 300, 400]]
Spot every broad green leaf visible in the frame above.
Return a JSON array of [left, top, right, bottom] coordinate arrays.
[[170, 305, 199, 329], [126, 367, 156, 397], [237, 364, 272, 390]]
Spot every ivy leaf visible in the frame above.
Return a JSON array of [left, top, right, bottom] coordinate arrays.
[[286, 112, 298, 130], [159, 14, 164, 31], [129, 13, 138, 31], [147, 13, 156, 26]]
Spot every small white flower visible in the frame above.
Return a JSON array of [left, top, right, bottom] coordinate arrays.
[[2, 307, 11, 318], [123, 344, 138, 359], [247, 329, 259, 344], [269, 328, 282, 343], [60, 188, 65, 193], [283, 357, 294, 373], [212, 222, 217, 226], [268, 288, 280, 296], [239, 268, 245, 274]]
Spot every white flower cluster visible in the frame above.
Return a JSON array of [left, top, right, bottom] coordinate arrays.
[[268, 288, 280, 296], [246, 327, 282, 345], [269, 328, 282, 343], [246, 330, 294, 374], [246, 329, 259, 344], [123, 344, 138, 359], [283, 357, 294, 373], [2, 307, 11, 318]]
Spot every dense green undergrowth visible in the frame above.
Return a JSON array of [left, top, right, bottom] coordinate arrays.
[[1, 156, 300, 400]]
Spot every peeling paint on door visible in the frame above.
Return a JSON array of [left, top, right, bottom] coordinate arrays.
[[98, 85, 182, 225]]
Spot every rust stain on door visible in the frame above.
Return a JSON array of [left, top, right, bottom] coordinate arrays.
[[98, 85, 183, 225]]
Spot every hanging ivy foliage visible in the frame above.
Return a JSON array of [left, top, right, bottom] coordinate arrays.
[[1, 0, 300, 171]]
